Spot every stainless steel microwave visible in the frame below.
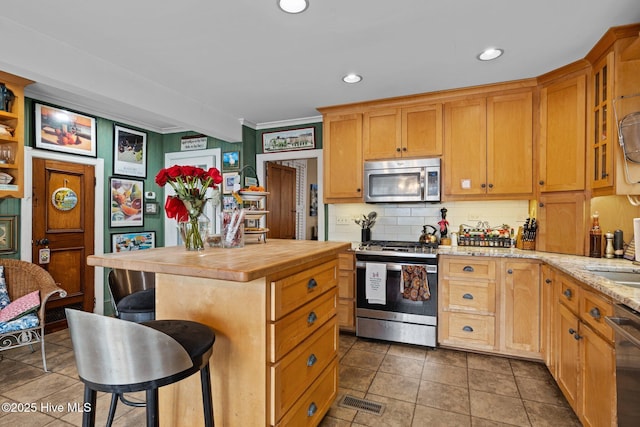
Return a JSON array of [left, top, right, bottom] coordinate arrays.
[[364, 158, 441, 203]]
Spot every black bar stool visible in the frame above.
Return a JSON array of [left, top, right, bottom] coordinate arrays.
[[65, 309, 215, 427]]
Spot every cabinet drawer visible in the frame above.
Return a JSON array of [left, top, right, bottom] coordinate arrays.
[[580, 289, 614, 343], [270, 289, 337, 362], [557, 273, 580, 314], [271, 260, 338, 320], [442, 257, 496, 280], [443, 312, 495, 347], [276, 359, 338, 427], [270, 320, 338, 422], [443, 279, 495, 314]]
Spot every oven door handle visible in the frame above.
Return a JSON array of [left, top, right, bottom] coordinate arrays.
[[356, 261, 437, 273], [605, 316, 640, 348]]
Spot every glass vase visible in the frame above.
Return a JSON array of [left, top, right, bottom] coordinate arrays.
[[180, 214, 209, 251]]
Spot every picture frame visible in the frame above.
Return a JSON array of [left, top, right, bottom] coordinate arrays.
[[34, 103, 97, 157], [111, 231, 156, 252], [0, 215, 17, 253], [262, 127, 315, 153], [222, 172, 239, 194], [145, 202, 159, 215], [222, 151, 241, 170], [110, 177, 144, 227], [113, 124, 147, 177]]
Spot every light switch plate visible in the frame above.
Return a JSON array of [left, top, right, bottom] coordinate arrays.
[[461, 179, 472, 189]]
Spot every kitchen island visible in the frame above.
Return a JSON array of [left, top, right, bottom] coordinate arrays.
[[87, 239, 351, 427]]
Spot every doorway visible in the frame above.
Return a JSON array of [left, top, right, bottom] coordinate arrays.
[[266, 162, 296, 239], [256, 149, 324, 240], [21, 147, 106, 315]]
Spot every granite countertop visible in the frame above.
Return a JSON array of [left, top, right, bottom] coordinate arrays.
[[87, 240, 351, 282], [438, 246, 640, 311]]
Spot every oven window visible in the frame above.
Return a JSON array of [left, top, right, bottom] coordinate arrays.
[[356, 267, 437, 317]]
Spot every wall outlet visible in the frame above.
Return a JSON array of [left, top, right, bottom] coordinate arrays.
[[468, 213, 480, 221], [336, 216, 351, 225]]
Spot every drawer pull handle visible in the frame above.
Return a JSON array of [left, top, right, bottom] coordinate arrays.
[[307, 278, 318, 290], [545, 278, 552, 284], [462, 325, 474, 332], [307, 402, 318, 417], [507, 269, 513, 274], [463, 266, 474, 272], [307, 311, 318, 325], [307, 353, 318, 367], [574, 333, 582, 341], [462, 293, 474, 300], [589, 307, 601, 320], [563, 289, 572, 299]]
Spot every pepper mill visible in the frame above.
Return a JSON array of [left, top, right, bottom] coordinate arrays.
[[605, 232, 614, 259], [614, 229, 624, 258]]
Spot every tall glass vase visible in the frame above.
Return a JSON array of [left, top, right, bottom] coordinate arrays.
[[179, 214, 209, 251]]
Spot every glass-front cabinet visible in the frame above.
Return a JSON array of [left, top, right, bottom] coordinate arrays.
[[591, 52, 614, 189]]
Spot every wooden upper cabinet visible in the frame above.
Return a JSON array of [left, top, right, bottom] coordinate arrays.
[[0, 71, 32, 199], [444, 90, 534, 198], [444, 98, 487, 196], [590, 53, 615, 190], [363, 103, 442, 160], [487, 92, 533, 195], [539, 72, 587, 192], [537, 191, 586, 256], [322, 113, 363, 202]]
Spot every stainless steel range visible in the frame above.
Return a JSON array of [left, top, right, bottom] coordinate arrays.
[[355, 240, 438, 347]]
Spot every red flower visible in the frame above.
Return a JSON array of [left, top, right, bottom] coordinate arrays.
[[167, 165, 182, 179], [205, 167, 223, 185], [155, 168, 169, 186], [181, 165, 196, 178], [165, 196, 189, 222]]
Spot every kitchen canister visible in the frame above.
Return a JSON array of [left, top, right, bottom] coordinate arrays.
[[634, 219, 640, 262]]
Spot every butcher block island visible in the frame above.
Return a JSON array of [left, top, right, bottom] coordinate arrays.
[[87, 239, 351, 427]]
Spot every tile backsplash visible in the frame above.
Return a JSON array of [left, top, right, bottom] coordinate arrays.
[[328, 200, 530, 243]]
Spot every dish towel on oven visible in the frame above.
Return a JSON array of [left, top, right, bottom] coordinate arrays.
[[401, 265, 430, 301], [365, 262, 386, 305]]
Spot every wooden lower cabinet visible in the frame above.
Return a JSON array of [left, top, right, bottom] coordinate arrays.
[[337, 251, 356, 331], [549, 269, 616, 427], [439, 256, 541, 359]]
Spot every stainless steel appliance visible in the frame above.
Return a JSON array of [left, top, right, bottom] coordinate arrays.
[[355, 240, 438, 347], [606, 304, 640, 426], [364, 158, 440, 203]]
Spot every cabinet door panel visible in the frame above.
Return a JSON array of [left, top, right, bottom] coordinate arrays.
[[444, 99, 487, 195], [503, 261, 540, 354], [487, 92, 533, 195], [580, 324, 616, 427], [537, 191, 586, 256], [323, 113, 363, 201], [556, 303, 580, 411], [363, 109, 401, 160], [539, 74, 587, 192], [402, 104, 443, 156]]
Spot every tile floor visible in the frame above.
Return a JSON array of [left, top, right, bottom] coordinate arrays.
[[0, 329, 582, 426]]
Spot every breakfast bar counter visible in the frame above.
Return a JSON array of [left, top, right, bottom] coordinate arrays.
[[87, 239, 351, 427]]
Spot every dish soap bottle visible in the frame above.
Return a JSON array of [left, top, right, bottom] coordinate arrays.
[[589, 212, 602, 258]]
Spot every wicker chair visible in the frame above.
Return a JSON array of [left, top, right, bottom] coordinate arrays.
[[0, 259, 67, 372]]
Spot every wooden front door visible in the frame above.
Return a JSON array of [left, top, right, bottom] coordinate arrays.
[[266, 162, 296, 239], [32, 159, 95, 332]]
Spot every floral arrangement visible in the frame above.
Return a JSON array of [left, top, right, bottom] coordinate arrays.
[[155, 165, 223, 249]]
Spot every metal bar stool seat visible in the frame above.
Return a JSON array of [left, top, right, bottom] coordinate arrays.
[[116, 287, 156, 322], [65, 309, 215, 427]]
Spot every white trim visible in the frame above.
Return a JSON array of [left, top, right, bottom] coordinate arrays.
[[255, 116, 322, 130], [256, 149, 324, 240], [163, 149, 222, 246], [21, 147, 105, 314]]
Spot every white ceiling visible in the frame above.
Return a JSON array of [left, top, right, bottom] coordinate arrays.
[[1, 1, 639, 142]]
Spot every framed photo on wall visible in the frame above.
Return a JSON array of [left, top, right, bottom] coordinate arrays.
[[111, 231, 156, 252], [222, 172, 239, 193], [0, 215, 17, 253], [34, 103, 97, 157], [262, 127, 315, 153], [113, 125, 147, 177], [222, 151, 240, 170], [110, 177, 144, 227]]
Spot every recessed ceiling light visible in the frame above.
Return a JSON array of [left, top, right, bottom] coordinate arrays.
[[277, 0, 309, 14], [342, 73, 363, 84], [477, 48, 504, 61]]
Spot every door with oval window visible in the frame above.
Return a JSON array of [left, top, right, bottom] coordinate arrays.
[[32, 159, 95, 332]]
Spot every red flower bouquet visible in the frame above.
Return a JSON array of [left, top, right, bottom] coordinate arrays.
[[155, 165, 223, 249]]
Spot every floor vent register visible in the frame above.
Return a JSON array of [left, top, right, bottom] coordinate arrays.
[[338, 395, 385, 416]]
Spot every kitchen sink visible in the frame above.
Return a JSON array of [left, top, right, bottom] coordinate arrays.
[[587, 270, 640, 288]]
